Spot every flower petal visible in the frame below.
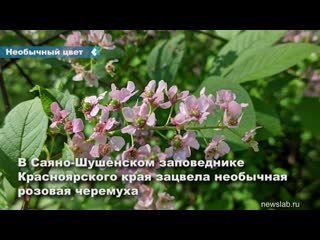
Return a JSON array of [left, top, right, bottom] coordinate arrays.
[[121, 125, 136, 135], [72, 118, 84, 133], [89, 145, 100, 158], [122, 107, 135, 122], [50, 102, 60, 114], [72, 73, 83, 81], [146, 113, 156, 127], [110, 136, 125, 151]]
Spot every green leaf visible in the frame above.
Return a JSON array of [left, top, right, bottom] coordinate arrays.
[[196, 77, 256, 151], [147, 34, 185, 83], [206, 192, 234, 210], [252, 97, 283, 140], [272, 167, 289, 175], [244, 199, 261, 210], [219, 30, 286, 56], [228, 43, 320, 83], [215, 30, 242, 40], [0, 98, 48, 187], [296, 97, 320, 135], [212, 30, 286, 76], [31, 85, 77, 119], [0, 188, 8, 210], [62, 143, 74, 161]]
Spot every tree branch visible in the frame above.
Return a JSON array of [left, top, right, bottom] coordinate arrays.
[[13, 30, 36, 46], [0, 67, 10, 113], [192, 30, 227, 42], [14, 62, 35, 87]]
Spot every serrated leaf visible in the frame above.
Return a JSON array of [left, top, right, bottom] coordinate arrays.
[[0, 98, 48, 187], [147, 34, 185, 83], [252, 97, 282, 140], [196, 77, 256, 151], [228, 43, 320, 83]]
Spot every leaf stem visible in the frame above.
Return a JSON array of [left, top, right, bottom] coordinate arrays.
[[198, 129, 208, 145], [165, 106, 174, 126], [155, 130, 169, 141]]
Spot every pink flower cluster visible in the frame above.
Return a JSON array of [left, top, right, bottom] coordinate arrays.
[[303, 67, 320, 97], [283, 30, 319, 43], [64, 30, 115, 50], [50, 102, 93, 158], [63, 30, 116, 87], [49, 80, 261, 210]]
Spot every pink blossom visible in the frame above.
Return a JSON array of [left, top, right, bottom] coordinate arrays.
[[283, 30, 318, 43], [72, 67, 99, 87], [88, 30, 115, 50], [121, 103, 156, 135], [171, 93, 213, 125], [116, 144, 141, 176], [64, 118, 84, 134], [141, 80, 167, 108], [69, 133, 94, 158], [134, 184, 154, 210], [200, 87, 215, 113], [166, 131, 200, 160], [156, 192, 174, 210], [216, 90, 236, 110], [90, 109, 119, 142], [303, 67, 320, 82], [242, 127, 262, 152], [159, 85, 189, 109], [223, 101, 247, 128], [121, 144, 140, 160], [108, 81, 138, 111], [117, 144, 168, 177], [64, 31, 83, 47], [90, 136, 125, 160], [81, 92, 106, 120], [50, 102, 70, 128], [146, 30, 156, 37], [138, 144, 167, 161], [205, 135, 230, 160], [137, 144, 167, 171]]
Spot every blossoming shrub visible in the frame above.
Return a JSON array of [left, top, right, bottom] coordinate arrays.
[[1, 30, 320, 209]]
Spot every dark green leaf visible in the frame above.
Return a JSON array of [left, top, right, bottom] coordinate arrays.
[[31, 85, 78, 119], [296, 97, 320, 135], [0, 98, 48, 187]]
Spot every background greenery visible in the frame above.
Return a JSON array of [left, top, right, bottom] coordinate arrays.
[[0, 30, 319, 210]]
